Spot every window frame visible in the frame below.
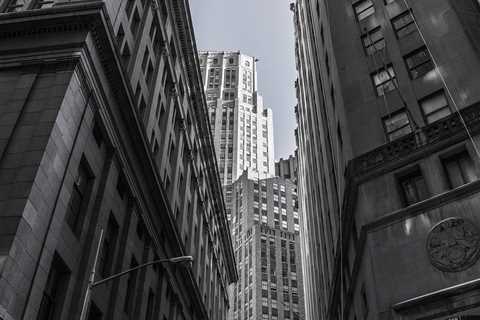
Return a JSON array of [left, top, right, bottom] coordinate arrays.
[[371, 65, 397, 96], [441, 149, 478, 189], [382, 109, 413, 141], [392, 10, 417, 38], [396, 166, 429, 206], [419, 90, 452, 124], [404, 46, 434, 79], [361, 26, 386, 56], [353, 0, 375, 21]]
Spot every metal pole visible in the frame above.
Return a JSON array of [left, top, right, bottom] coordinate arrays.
[[79, 229, 104, 320], [89, 257, 191, 288]]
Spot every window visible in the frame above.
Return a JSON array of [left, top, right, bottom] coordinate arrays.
[[3, 0, 23, 12], [405, 47, 434, 79], [37, 254, 70, 320], [124, 256, 139, 314], [32, 0, 54, 9], [66, 159, 93, 235], [371, 66, 397, 96], [392, 10, 416, 38], [398, 169, 429, 205], [419, 90, 451, 124], [443, 151, 477, 188], [353, 0, 375, 21], [383, 110, 413, 141], [99, 215, 119, 277], [361, 27, 385, 55]]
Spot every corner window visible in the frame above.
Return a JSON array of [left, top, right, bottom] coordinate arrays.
[[442, 150, 477, 188], [392, 10, 417, 38], [383, 110, 413, 141], [419, 90, 451, 124], [398, 169, 429, 206], [404, 46, 434, 79], [371, 65, 397, 96], [353, 0, 375, 21], [361, 27, 385, 55]]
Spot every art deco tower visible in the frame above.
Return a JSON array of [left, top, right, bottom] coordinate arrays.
[[199, 52, 275, 188]]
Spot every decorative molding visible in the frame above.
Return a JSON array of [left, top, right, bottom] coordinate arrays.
[[349, 102, 480, 181], [426, 217, 480, 273], [392, 277, 480, 310]]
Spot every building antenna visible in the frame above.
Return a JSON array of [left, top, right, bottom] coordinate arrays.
[[400, 0, 480, 160]]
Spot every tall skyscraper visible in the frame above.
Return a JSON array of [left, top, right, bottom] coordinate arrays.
[[198, 51, 275, 187], [229, 171, 304, 320], [0, 1, 237, 319], [292, 0, 480, 319]]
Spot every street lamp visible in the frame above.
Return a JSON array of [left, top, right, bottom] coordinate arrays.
[[79, 230, 193, 320]]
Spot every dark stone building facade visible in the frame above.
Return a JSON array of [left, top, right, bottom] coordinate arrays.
[[0, 0, 236, 319], [292, 0, 480, 319]]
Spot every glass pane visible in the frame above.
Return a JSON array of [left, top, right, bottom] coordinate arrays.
[[374, 70, 390, 85], [402, 180, 418, 205], [414, 176, 429, 201], [393, 12, 413, 29], [398, 23, 417, 38], [411, 61, 434, 79], [446, 160, 464, 188], [421, 92, 448, 114], [385, 112, 410, 132], [355, 0, 373, 14], [389, 125, 412, 140], [426, 107, 451, 124]]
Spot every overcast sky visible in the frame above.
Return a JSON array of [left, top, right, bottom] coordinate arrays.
[[189, 0, 297, 160]]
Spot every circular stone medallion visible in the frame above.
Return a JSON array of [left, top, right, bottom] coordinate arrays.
[[427, 217, 480, 272]]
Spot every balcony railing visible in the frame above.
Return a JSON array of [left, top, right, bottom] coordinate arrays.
[[350, 102, 480, 177]]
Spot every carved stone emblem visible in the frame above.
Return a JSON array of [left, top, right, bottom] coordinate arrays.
[[427, 217, 480, 272]]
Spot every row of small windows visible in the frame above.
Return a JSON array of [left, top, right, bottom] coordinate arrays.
[[397, 149, 478, 206], [370, 45, 434, 96], [381, 89, 451, 141]]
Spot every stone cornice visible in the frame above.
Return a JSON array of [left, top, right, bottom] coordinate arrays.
[[350, 102, 480, 182], [0, 3, 212, 318]]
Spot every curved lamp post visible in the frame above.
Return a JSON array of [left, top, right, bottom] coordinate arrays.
[[79, 230, 193, 320]]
